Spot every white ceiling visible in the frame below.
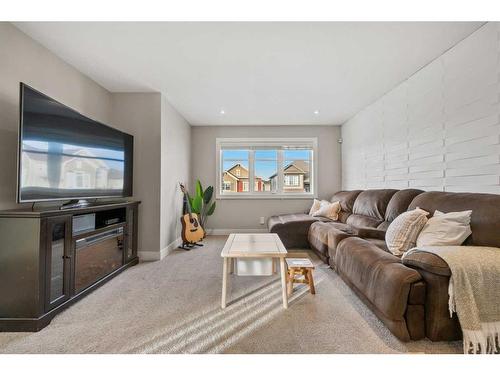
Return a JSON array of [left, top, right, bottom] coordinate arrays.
[[15, 22, 484, 126]]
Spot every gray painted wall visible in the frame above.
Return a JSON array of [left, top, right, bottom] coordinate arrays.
[[342, 22, 500, 194], [111, 93, 162, 253], [160, 95, 191, 251], [191, 125, 341, 230], [0, 22, 112, 210]]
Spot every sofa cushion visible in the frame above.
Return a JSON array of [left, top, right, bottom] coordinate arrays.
[[330, 190, 363, 223], [346, 189, 398, 228], [327, 228, 357, 266], [336, 237, 422, 321], [268, 213, 329, 248], [308, 221, 330, 257], [354, 227, 386, 240], [268, 213, 316, 226], [308, 221, 335, 258], [377, 189, 424, 230], [327, 222, 352, 232], [365, 238, 389, 252], [352, 189, 398, 220], [346, 214, 383, 229], [308, 221, 355, 261]]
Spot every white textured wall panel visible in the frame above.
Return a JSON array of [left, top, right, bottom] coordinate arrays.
[[342, 23, 500, 194]]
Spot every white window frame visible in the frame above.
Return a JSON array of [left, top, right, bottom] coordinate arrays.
[[216, 138, 318, 200]]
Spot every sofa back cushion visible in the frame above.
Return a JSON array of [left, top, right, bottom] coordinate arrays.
[[408, 191, 500, 247], [330, 190, 362, 223], [347, 189, 398, 228], [377, 189, 424, 230]]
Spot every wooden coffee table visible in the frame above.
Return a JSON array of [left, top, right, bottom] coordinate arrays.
[[220, 233, 288, 309]]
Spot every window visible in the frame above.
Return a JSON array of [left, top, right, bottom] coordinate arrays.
[[217, 138, 317, 199], [284, 175, 299, 186]]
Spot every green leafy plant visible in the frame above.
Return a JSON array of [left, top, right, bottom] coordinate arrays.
[[189, 179, 216, 229]]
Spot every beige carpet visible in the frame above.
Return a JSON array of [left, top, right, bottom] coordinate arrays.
[[0, 235, 462, 354]]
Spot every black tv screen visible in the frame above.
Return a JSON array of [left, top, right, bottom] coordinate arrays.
[[18, 83, 133, 202]]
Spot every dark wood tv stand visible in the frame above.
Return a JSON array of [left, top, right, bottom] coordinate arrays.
[[0, 200, 140, 332]]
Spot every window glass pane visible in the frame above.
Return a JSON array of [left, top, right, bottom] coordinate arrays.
[[284, 149, 311, 160], [222, 160, 249, 193], [255, 150, 277, 159], [283, 160, 310, 193], [221, 149, 249, 160], [254, 160, 277, 192]]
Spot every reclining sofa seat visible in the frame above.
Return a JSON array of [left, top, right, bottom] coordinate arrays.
[[308, 189, 397, 263], [267, 190, 362, 249], [401, 191, 500, 341], [328, 188, 424, 267]]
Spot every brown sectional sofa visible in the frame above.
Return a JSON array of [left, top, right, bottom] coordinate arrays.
[[267, 189, 500, 342]]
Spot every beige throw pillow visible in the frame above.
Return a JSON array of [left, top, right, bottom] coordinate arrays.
[[312, 201, 341, 221], [308, 199, 323, 216], [416, 210, 472, 247], [386, 208, 429, 256]]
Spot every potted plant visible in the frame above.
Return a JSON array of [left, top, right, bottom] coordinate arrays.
[[189, 180, 216, 233]]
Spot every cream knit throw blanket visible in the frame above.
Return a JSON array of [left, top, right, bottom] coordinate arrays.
[[404, 246, 500, 354]]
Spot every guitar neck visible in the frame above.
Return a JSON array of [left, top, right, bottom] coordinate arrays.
[[180, 184, 195, 219], [184, 192, 193, 217]]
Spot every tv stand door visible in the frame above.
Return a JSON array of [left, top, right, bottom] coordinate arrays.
[[44, 215, 72, 312], [125, 205, 138, 262]]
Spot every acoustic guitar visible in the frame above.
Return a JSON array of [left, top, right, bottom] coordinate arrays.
[[179, 183, 205, 245]]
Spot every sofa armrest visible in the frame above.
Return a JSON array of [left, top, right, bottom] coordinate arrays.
[[401, 250, 460, 341], [402, 251, 451, 277], [354, 226, 386, 240]]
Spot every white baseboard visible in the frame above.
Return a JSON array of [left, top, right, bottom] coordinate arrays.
[[206, 228, 268, 235], [138, 237, 183, 261]]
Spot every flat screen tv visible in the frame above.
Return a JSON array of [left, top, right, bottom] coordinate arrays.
[[18, 83, 133, 203]]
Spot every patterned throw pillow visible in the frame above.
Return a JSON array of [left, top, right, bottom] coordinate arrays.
[[308, 199, 323, 216], [385, 208, 429, 256], [312, 201, 341, 221]]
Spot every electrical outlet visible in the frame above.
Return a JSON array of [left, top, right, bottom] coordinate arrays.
[[259, 216, 265, 225]]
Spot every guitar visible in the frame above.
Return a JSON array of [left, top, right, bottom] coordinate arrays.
[[179, 183, 205, 244]]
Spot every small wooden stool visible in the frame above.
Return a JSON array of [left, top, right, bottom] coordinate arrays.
[[285, 257, 315, 296]]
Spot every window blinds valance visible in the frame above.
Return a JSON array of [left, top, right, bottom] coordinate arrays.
[[218, 138, 315, 150]]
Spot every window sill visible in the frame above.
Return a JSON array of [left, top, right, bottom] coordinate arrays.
[[216, 194, 316, 200]]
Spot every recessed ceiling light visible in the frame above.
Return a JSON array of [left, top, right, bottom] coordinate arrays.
[[220, 109, 225, 115], [314, 110, 320, 115]]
